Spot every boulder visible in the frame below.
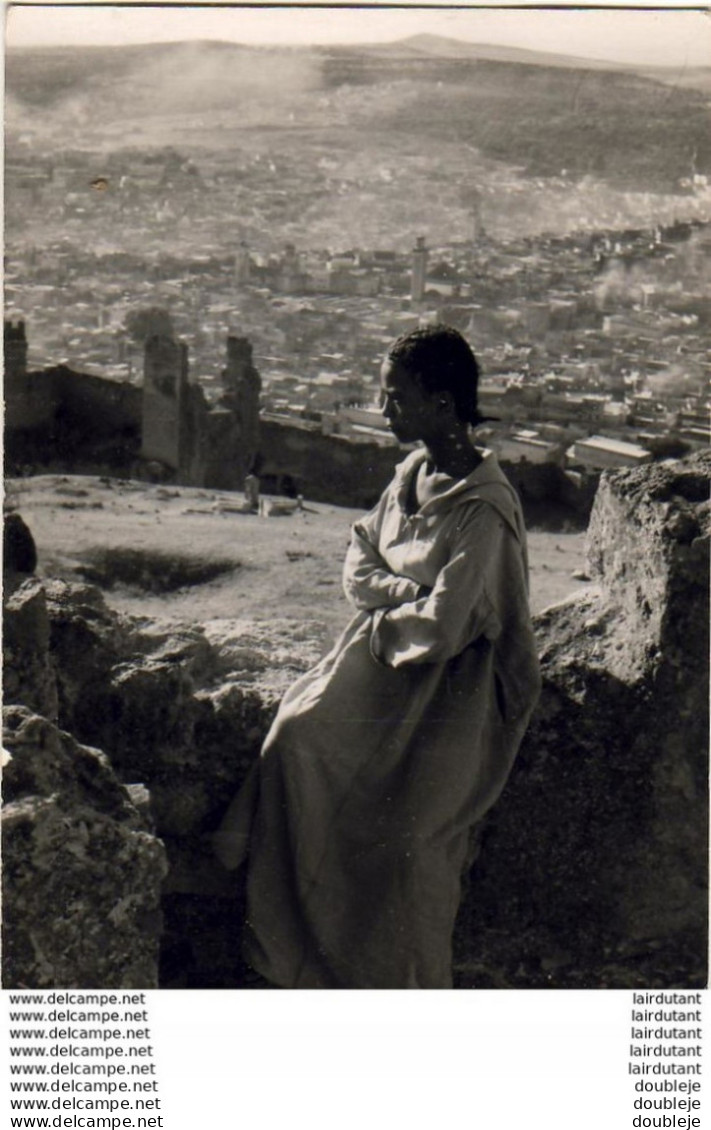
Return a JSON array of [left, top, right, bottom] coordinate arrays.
[[31, 581, 321, 987], [3, 580, 58, 722], [44, 579, 131, 734], [43, 594, 319, 853], [2, 706, 168, 988]]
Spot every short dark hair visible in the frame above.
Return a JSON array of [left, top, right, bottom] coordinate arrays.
[[386, 323, 482, 426]]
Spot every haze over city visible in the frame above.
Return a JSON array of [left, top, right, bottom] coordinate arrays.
[[4, 1, 710, 479]]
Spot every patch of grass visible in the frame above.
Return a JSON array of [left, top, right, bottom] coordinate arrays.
[[77, 547, 239, 594]]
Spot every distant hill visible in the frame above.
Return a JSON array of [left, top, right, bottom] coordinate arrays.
[[354, 33, 632, 70], [6, 37, 711, 196], [357, 34, 711, 89]]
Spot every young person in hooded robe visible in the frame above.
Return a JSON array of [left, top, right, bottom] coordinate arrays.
[[214, 323, 541, 989]]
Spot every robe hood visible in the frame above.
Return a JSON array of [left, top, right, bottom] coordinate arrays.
[[392, 447, 523, 541]]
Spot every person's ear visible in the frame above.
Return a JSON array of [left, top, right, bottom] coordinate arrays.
[[436, 390, 456, 415]]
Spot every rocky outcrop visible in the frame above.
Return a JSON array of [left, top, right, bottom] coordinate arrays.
[[3, 580, 58, 723], [46, 592, 321, 846], [48, 603, 323, 987], [455, 451, 709, 988], [2, 705, 168, 988], [2, 577, 172, 989], [3, 573, 324, 987]]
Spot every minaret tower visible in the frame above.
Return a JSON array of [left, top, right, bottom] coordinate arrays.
[[411, 236, 428, 303]]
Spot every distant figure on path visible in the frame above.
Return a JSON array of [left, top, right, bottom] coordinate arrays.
[[214, 324, 541, 988], [243, 473, 260, 513]]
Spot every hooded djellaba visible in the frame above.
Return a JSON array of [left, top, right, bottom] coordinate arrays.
[[214, 323, 541, 988]]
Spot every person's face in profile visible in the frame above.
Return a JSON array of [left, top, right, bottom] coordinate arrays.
[[379, 358, 440, 445]]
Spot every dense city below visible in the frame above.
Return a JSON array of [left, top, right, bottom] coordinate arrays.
[[5, 215, 710, 472], [6, 37, 710, 478]]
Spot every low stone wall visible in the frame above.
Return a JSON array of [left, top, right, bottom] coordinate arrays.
[[259, 420, 595, 521], [259, 418, 400, 510], [6, 361, 593, 523]]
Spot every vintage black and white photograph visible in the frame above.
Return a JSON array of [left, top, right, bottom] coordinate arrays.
[[3, 2, 709, 993]]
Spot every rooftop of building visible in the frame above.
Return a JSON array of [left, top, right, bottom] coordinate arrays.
[[574, 434, 652, 457]]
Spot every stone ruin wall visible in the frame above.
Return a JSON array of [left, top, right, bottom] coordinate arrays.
[[140, 335, 189, 471], [5, 363, 142, 471], [4, 322, 58, 434], [2, 452, 708, 989], [4, 371, 60, 435], [53, 368, 143, 438], [5, 322, 595, 521], [259, 418, 401, 509]]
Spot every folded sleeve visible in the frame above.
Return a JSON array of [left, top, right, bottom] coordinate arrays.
[[343, 520, 423, 611], [370, 502, 520, 667]]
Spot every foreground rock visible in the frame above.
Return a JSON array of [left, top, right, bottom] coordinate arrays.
[[3, 574, 324, 987], [3, 580, 58, 723], [2, 706, 168, 988], [456, 451, 709, 988]]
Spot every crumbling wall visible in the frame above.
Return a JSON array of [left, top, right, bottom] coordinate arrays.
[[4, 319, 28, 380], [53, 367, 142, 437], [259, 419, 594, 519], [220, 335, 261, 481], [5, 364, 141, 474], [141, 334, 189, 470], [2, 321, 51, 435], [260, 419, 400, 508], [4, 370, 60, 433], [5, 322, 590, 520], [138, 334, 262, 493], [47, 602, 322, 988], [501, 459, 598, 527], [180, 394, 245, 493]]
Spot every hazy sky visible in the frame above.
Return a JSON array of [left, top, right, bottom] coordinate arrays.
[[5, 2, 711, 68]]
